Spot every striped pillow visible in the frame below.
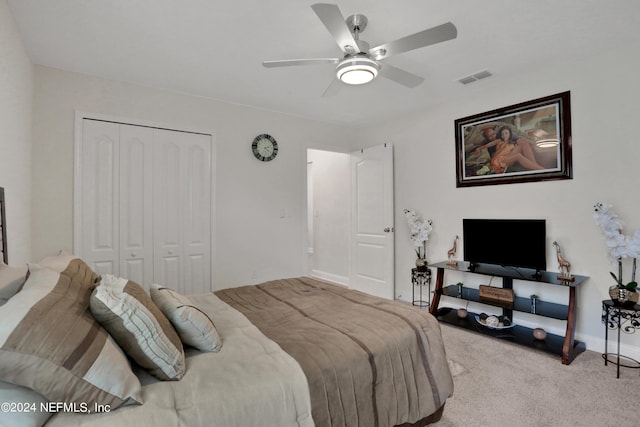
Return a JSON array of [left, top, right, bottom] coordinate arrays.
[[151, 284, 223, 352], [0, 266, 142, 409], [91, 275, 186, 380]]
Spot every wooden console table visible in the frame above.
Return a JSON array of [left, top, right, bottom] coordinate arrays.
[[429, 261, 588, 365]]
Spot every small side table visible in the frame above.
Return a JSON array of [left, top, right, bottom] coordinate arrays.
[[601, 299, 640, 378], [412, 267, 432, 307]]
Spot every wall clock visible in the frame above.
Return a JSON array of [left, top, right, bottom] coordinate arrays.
[[252, 134, 278, 162]]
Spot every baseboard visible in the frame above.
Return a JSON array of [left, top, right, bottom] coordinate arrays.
[[309, 270, 349, 287], [580, 333, 640, 362]]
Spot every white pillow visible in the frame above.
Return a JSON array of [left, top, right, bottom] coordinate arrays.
[[151, 284, 222, 352], [90, 275, 186, 381], [0, 381, 52, 427], [0, 262, 27, 306]]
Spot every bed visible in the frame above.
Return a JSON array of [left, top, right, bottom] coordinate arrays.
[[0, 187, 453, 427]]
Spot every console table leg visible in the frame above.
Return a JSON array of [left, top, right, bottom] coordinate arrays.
[[562, 286, 578, 364], [617, 317, 622, 379], [429, 267, 444, 316], [604, 311, 609, 367]]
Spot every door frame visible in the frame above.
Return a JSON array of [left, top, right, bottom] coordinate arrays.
[[304, 143, 394, 297], [304, 144, 351, 286], [73, 111, 217, 281]]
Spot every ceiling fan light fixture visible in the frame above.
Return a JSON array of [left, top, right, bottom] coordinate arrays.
[[336, 57, 379, 85]]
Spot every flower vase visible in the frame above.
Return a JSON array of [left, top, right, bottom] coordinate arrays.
[[609, 285, 617, 301], [415, 241, 428, 271], [617, 288, 629, 303], [609, 286, 639, 304]]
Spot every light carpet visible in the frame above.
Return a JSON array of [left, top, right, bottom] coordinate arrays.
[[434, 324, 638, 427]]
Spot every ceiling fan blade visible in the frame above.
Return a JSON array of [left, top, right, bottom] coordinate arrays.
[[378, 63, 424, 88], [262, 58, 338, 68], [311, 3, 359, 53], [322, 78, 342, 97], [371, 22, 457, 60]]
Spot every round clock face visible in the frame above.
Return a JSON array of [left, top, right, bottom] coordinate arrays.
[[252, 134, 278, 162]]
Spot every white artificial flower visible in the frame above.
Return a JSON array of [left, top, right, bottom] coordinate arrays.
[[593, 202, 640, 287], [627, 230, 640, 259], [403, 209, 432, 247], [593, 202, 635, 262]]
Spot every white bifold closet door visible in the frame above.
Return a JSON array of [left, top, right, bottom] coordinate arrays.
[[78, 119, 212, 294], [152, 129, 211, 294]]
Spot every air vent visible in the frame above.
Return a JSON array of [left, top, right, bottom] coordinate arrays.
[[458, 70, 493, 85]]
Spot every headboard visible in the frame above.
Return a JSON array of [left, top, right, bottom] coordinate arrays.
[[0, 187, 7, 264]]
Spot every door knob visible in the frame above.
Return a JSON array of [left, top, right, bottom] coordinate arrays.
[[131, 252, 137, 258]]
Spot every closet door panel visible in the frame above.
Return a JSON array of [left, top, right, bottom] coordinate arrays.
[[80, 120, 120, 275], [159, 256, 181, 291], [120, 125, 154, 288], [153, 131, 183, 289], [153, 130, 211, 293], [121, 259, 146, 286], [183, 135, 211, 294], [185, 254, 206, 294]]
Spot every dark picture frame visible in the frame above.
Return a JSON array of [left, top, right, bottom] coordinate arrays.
[[455, 91, 572, 187]]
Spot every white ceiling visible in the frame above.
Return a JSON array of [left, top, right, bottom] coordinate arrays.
[[7, 0, 640, 128]]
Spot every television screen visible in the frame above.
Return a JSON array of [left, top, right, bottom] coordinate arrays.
[[463, 219, 547, 271]]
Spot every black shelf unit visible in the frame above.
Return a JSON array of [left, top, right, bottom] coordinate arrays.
[[441, 285, 569, 320], [438, 308, 569, 355], [429, 261, 588, 365]]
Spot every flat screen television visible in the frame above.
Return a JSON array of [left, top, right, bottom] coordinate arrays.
[[463, 219, 547, 272]]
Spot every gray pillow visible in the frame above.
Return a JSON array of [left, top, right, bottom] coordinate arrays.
[[151, 284, 222, 352]]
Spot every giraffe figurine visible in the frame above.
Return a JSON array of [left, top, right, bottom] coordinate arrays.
[[553, 241, 573, 282], [446, 235, 459, 266]]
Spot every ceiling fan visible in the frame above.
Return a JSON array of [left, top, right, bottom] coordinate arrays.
[[262, 3, 457, 95]]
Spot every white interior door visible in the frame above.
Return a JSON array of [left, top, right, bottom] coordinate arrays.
[[350, 143, 394, 299], [153, 129, 212, 294], [119, 124, 154, 286], [78, 119, 120, 276]]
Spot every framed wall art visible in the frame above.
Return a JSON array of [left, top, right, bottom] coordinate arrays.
[[455, 91, 572, 187]]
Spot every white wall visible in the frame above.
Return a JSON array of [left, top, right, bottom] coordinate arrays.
[[31, 66, 357, 289], [307, 149, 350, 285], [0, 0, 32, 264], [356, 42, 640, 356]]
